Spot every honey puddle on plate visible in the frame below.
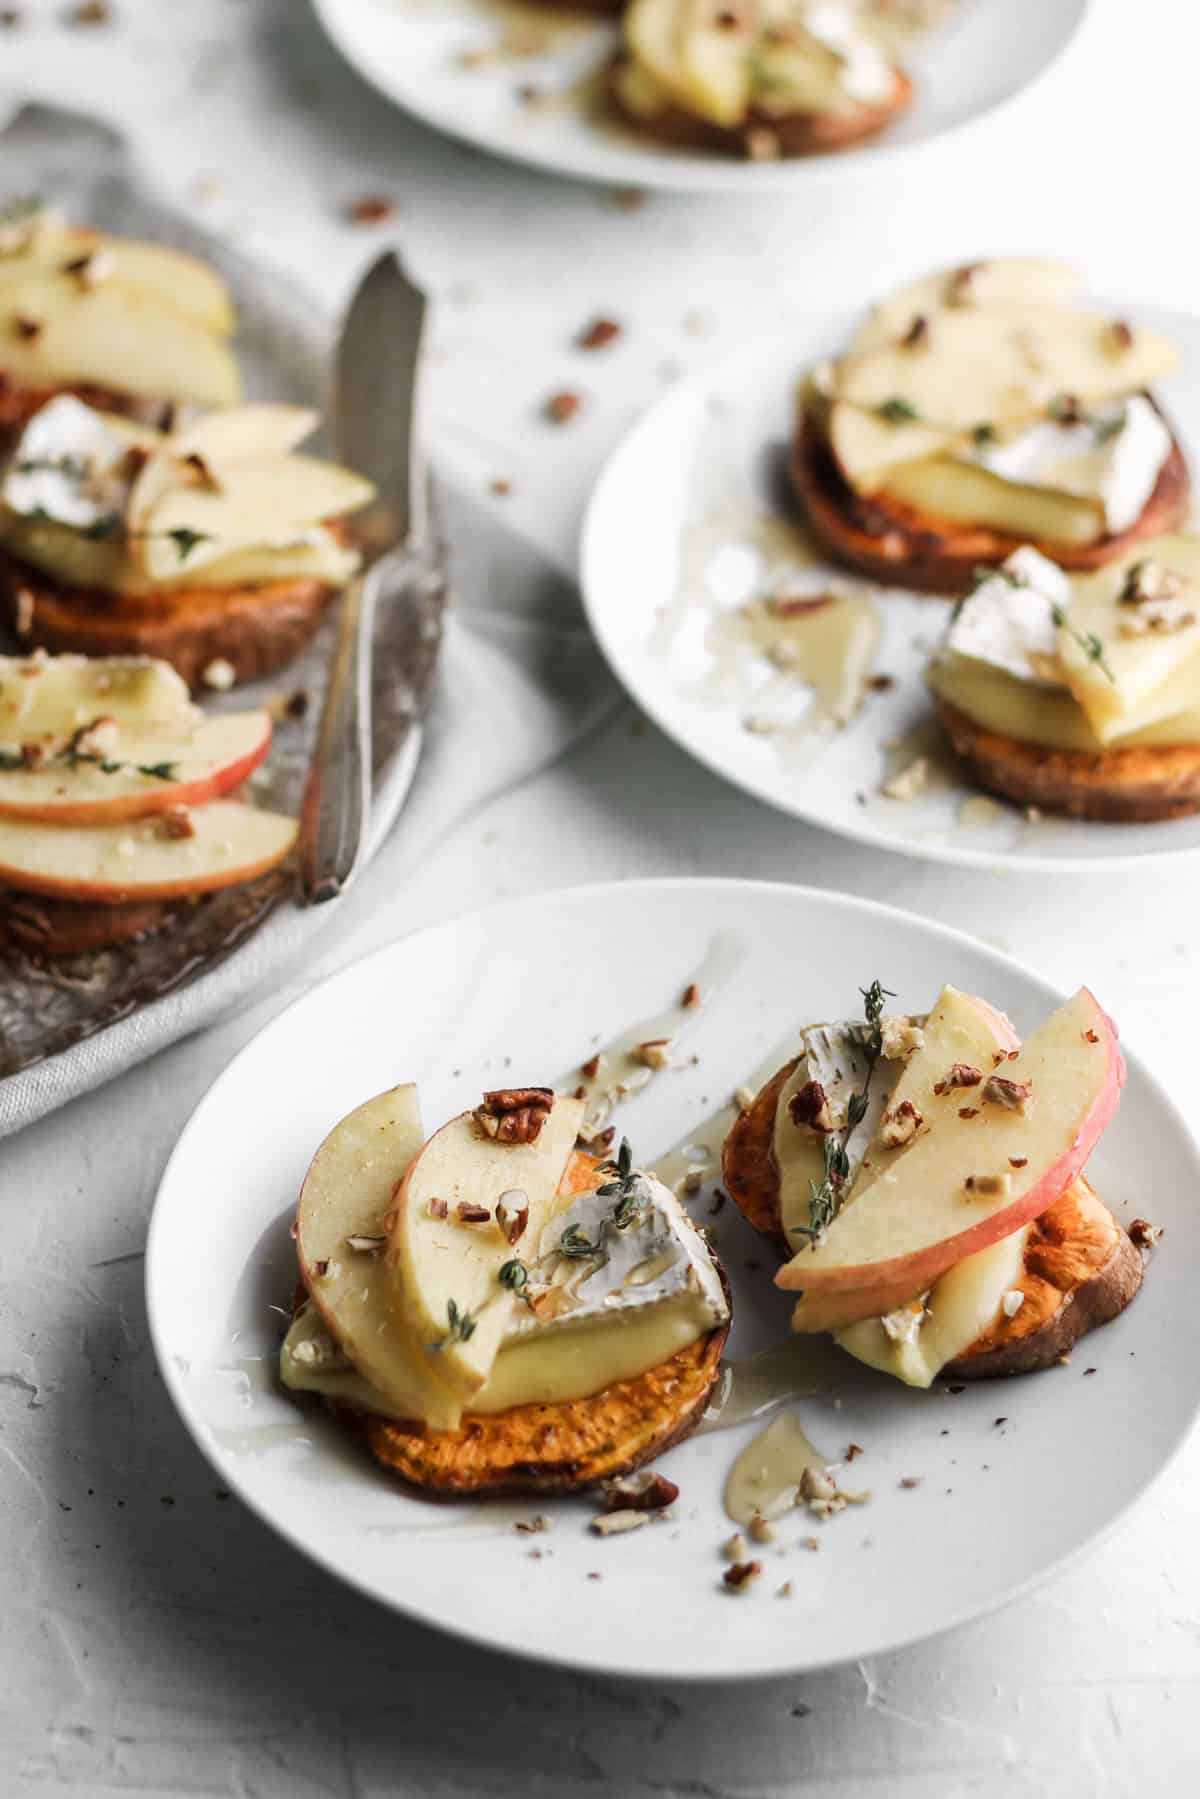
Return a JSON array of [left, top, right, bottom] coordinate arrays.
[[723, 1412, 831, 1527], [652, 507, 881, 765]]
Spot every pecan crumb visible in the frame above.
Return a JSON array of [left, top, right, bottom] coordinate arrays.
[[474, 1087, 554, 1144], [160, 806, 195, 841], [964, 1173, 1010, 1197], [958, 1106, 980, 1119], [347, 194, 396, 224], [578, 316, 621, 351], [846, 1443, 865, 1461], [601, 1470, 678, 1512], [880, 1099, 923, 1147], [545, 390, 582, 425], [589, 1510, 649, 1537], [67, 0, 111, 22], [899, 1476, 922, 1489], [901, 313, 929, 349], [788, 1079, 836, 1133], [514, 1514, 549, 1534], [1009, 1156, 1028, 1169], [580, 1054, 602, 1079], [867, 673, 895, 692], [13, 313, 42, 340], [1110, 319, 1135, 351], [495, 1189, 529, 1245], [722, 1559, 762, 1591], [633, 1038, 672, 1070], [456, 1201, 491, 1224], [946, 1063, 983, 1088], [681, 981, 700, 1008], [983, 1074, 1031, 1113], [1129, 1217, 1163, 1249], [489, 477, 512, 497]]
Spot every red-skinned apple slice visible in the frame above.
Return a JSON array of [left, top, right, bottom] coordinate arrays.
[[0, 711, 272, 824], [0, 798, 296, 902], [776, 989, 1123, 1317], [386, 1094, 585, 1400]]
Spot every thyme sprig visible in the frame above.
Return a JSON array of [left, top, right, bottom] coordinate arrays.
[[793, 980, 895, 1247], [1051, 603, 1115, 683], [596, 1136, 647, 1230], [498, 1258, 528, 1292], [430, 1298, 476, 1350], [559, 1223, 599, 1259], [877, 396, 920, 425]]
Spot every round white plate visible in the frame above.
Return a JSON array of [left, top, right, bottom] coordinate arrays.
[[582, 307, 1200, 872], [310, 0, 1088, 195], [146, 879, 1200, 1680]]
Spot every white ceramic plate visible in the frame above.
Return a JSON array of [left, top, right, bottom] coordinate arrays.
[[309, 0, 1088, 195], [581, 307, 1200, 873], [146, 878, 1200, 1680]]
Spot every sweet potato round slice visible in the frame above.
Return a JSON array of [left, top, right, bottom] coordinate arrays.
[[790, 404, 1191, 596], [935, 698, 1200, 822]]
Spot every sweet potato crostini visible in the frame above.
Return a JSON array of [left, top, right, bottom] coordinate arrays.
[[721, 980, 1149, 1386], [281, 1088, 731, 1497]]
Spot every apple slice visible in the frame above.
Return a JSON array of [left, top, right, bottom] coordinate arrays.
[[0, 276, 241, 407], [387, 1094, 585, 1399], [0, 710, 271, 824], [125, 405, 322, 536], [776, 989, 1124, 1311], [294, 1085, 464, 1432], [0, 227, 236, 335], [134, 453, 374, 582], [0, 654, 196, 737], [1056, 536, 1200, 739], [834, 303, 1180, 433], [849, 259, 1081, 352], [0, 798, 296, 902], [877, 454, 1105, 547], [828, 400, 959, 493]]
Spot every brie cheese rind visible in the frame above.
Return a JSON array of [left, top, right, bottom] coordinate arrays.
[[822, 263, 1181, 550], [929, 539, 1200, 750], [0, 396, 372, 596], [284, 1156, 729, 1427]]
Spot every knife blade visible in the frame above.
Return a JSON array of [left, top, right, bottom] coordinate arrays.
[[299, 252, 430, 904]]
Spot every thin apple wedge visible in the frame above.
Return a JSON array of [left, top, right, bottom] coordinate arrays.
[[0, 710, 272, 824], [0, 654, 197, 738], [293, 1085, 464, 1433], [387, 1094, 585, 1400], [1057, 536, 1200, 738], [776, 988, 1124, 1309], [0, 227, 236, 335], [0, 798, 296, 902], [1, 277, 241, 407], [849, 258, 1081, 353]]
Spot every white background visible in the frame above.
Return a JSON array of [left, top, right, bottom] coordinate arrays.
[[1, 1, 1199, 1794]]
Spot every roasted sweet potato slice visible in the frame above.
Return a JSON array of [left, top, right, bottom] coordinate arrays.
[[935, 698, 1200, 822], [355, 1319, 727, 1499], [791, 402, 1191, 596], [0, 886, 170, 957], [1, 548, 333, 689], [721, 1056, 796, 1248]]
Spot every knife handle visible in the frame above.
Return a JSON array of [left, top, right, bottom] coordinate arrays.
[[298, 569, 376, 905]]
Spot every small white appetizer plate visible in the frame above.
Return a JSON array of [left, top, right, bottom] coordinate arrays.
[[582, 308, 1200, 873], [146, 878, 1200, 1680], [309, 0, 1088, 196]]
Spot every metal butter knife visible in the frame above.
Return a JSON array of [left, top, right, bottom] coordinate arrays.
[[299, 251, 432, 904]]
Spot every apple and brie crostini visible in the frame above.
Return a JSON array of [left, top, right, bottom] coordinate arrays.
[[722, 982, 1152, 1388], [281, 1087, 731, 1497], [792, 259, 1190, 593], [0, 650, 296, 956], [928, 541, 1200, 820], [611, 0, 916, 159], [0, 397, 374, 686], [0, 200, 239, 433]]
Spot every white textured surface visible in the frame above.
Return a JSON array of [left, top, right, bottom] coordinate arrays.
[[2, 0, 1200, 1792]]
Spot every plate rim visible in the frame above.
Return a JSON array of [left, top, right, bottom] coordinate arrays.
[[579, 314, 1200, 876], [145, 874, 1200, 1680], [308, 0, 1092, 197]]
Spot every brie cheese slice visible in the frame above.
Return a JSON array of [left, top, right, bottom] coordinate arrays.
[[1, 395, 135, 530], [943, 547, 1071, 688], [967, 396, 1170, 534]]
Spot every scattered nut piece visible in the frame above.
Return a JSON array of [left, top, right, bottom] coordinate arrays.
[[456, 1201, 492, 1224], [901, 313, 929, 349], [1001, 1289, 1025, 1318], [634, 1038, 672, 1070], [958, 1107, 980, 1120], [1110, 319, 1135, 352], [345, 1233, 386, 1254], [601, 1470, 679, 1513], [12, 314, 43, 340], [578, 316, 622, 351], [514, 1515, 549, 1534], [964, 1173, 1010, 1198], [682, 1169, 704, 1196], [495, 1189, 529, 1245], [881, 756, 928, 802], [899, 1476, 923, 1489], [67, 0, 111, 23], [474, 1087, 553, 1144], [776, 1581, 794, 1598], [1009, 1156, 1028, 1169], [589, 1510, 649, 1537], [747, 1513, 775, 1544], [789, 1079, 836, 1134], [427, 1196, 448, 1220], [347, 194, 396, 224], [734, 1085, 756, 1111], [879, 1099, 923, 1148], [947, 263, 983, 305], [160, 806, 195, 841], [490, 477, 512, 497], [1129, 1217, 1163, 1249], [983, 1075, 1031, 1113], [879, 1015, 924, 1059], [682, 981, 700, 1008], [545, 390, 582, 425], [846, 1443, 864, 1461], [722, 1559, 762, 1591], [580, 1053, 602, 1079], [722, 1531, 748, 1561], [744, 126, 781, 161], [13, 586, 35, 635]]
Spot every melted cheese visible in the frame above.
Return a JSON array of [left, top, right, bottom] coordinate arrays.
[[967, 397, 1170, 535]]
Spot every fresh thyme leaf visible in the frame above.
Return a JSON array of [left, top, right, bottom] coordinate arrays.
[[14, 453, 90, 480], [979, 561, 1028, 590], [559, 1223, 598, 1258], [792, 980, 894, 1243], [1051, 603, 1115, 683], [164, 526, 211, 562], [0, 748, 24, 771], [971, 422, 996, 446], [878, 396, 920, 425], [498, 1258, 528, 1291], [0, 195, 42, 228], [1048, 392, 1086, 425], [430, 1298, 476, 1349], [81, 513, 120, 542], [596, 1137, 645, 1229], [136, 761, 177, 781]]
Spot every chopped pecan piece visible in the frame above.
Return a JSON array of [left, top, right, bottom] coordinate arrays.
[[601, 1470, 678, 1513], [964, 1173, 1010, 1197], [160, 806, 195, 841], [722, 1559, 762, 1592], [880, 1099, 923, 1147], [495, 1188, 529, 1245], [1128, 1217, 1163, 1249], [474, 1087, 554, 1144], [935, 1063, 982, 1094], [578, 316, 621, 351], [901, 313, 929, 349], [788, 1079, 836, 1133], [983, 1075, 1031, 1114], [456, 1202, 492, 1224]]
